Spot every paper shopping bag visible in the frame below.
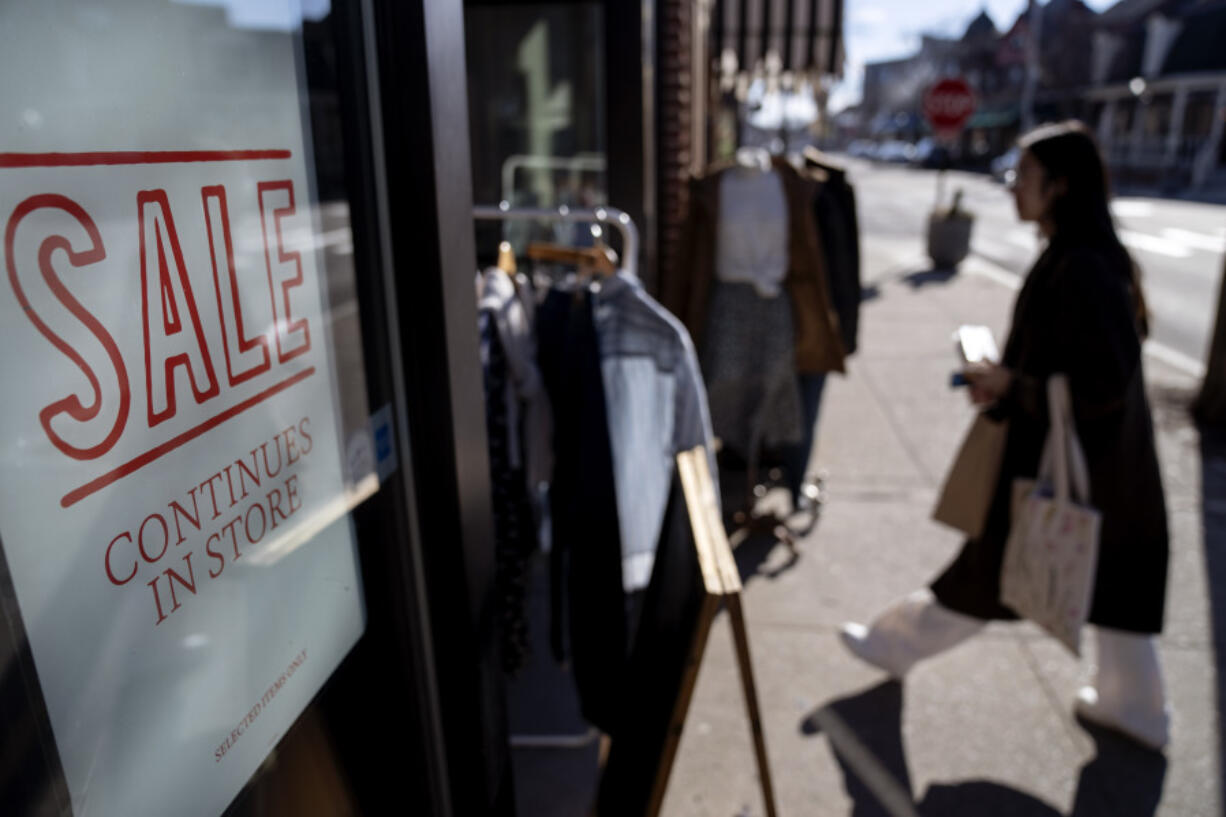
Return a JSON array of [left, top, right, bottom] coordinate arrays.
[[1000, 375, 1101, 656], [933, 413, 1008, 540]]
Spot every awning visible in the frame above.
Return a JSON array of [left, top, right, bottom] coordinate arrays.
[[710, 0, 845, 76]]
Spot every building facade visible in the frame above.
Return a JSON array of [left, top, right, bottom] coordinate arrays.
[[1087, 0, 1226, 191], [857, 0, 1226, 194]]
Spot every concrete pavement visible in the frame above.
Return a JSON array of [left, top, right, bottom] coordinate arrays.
[[659, 238, 1222, 816]]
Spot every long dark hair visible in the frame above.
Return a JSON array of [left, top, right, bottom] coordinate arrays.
[[1019, 120, 1150, 338]]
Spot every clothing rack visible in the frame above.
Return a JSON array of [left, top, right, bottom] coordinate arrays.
[[499, 153, 607, 205], [475, 203, 639, 753], [473, 203, 639, 279]]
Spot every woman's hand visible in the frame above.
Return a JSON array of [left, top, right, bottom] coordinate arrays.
[[964, 362, 1013, 407]]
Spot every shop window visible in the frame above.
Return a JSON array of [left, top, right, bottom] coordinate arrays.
[[0, 2, 397, 815], [1143, 93, 1173, 139], [1184, 90, 1218, 140], [465, 3, 607, 260]]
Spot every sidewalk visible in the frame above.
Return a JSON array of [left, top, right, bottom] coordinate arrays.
[[659, 239, 1221, 817]]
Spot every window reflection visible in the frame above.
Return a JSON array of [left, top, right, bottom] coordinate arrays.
[[466, 4, 607, 259]]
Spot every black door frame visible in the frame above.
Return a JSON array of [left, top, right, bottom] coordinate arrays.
[[357, 0, 511, 813]]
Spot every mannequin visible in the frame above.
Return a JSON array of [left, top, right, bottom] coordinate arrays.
[[701, 145, 802, 460], [715, 148, 788, 298], [664, 146, 846, 508]]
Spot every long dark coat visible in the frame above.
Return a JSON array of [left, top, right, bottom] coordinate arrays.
[[931, 236, 1169, 634]]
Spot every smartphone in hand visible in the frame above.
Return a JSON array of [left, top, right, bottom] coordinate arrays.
[[952, 325, 999, 388]]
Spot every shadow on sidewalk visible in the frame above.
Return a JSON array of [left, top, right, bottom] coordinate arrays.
[[901, 268, 958, 289], [716, 465, 806, 585], [1198, 423, 1226, 802], [800, 681, 1168, 816]]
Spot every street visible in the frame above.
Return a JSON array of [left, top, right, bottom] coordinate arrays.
[[843, 157, 1226, 370]]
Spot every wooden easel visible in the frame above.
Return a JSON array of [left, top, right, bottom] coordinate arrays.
[[645, 447, 779, 817]]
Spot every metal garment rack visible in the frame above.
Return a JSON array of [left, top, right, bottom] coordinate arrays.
[[473, 203, 638, 750], [473, 203, 639, 278], [498, 154, 607, 207]]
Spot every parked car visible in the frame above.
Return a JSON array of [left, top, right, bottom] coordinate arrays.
[[876, 140, 916, 163], [991, 146, 1020, 184], [912, 138, 951, 169], [847, 139, 877, 159]]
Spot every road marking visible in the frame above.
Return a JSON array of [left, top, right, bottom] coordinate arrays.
[[970, 238, 1022, 265], [966, 253, 1207, 378], [1112, 200, 1155, 218], [1161, 228, 1226, 254], [1118, 229, 1194, 259], [1143, 340, 1207, 378], [964, 255, 1021, 290], [1007, 229, 1039, 249]]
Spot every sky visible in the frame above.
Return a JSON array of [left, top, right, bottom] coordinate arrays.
[[174, 0, 330, 30], [829, 0, 1119, 111]]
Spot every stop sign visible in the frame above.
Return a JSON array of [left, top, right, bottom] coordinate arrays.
[[924, 78, 976, 132]]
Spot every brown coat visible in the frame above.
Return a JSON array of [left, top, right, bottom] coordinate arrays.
[[662, 157, 846, 374]]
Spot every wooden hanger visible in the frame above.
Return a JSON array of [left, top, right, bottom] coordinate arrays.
[[802, 145, 841, 174], [526, 242, 617, 276], [497, 240, 517, 275]]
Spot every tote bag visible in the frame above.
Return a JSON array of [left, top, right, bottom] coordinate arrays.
[[1001, 375, 1101, 656], [933, 413, 1009, 540]]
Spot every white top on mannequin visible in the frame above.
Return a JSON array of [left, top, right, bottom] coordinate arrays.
[[716, 148, 788, 297]]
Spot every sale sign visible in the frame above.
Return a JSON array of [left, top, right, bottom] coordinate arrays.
[[0, 6, 370, 816]]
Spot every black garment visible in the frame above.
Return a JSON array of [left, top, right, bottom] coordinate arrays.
[[598, 469, 704, 815], [536, 287, 630, 732], [805, 154, 862, 355], [479, 313, 537, 674], [932, 237, 1169, 634]]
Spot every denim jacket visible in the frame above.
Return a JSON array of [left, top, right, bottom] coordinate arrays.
[[592, 272, 718, 591]]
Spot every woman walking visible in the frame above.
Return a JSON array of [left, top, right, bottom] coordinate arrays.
[[840, 121, 1171, 750]]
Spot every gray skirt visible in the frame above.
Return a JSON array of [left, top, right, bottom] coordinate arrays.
[[700, 282, 802, 457]]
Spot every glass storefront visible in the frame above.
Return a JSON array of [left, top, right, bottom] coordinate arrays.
[[0, 1, 471, 814]]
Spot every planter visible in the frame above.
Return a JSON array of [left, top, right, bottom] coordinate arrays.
[[927, 211, 974, 270]]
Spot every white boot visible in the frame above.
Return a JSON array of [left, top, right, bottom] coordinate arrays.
[[839, 589, 986, 678], [1075, 627, 1170, 750]]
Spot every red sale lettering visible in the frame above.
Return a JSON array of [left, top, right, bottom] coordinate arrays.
[[138, 189, 221, 426], [105, 532, 138, 586], [199, 471, 228, 520], [2, 170, 319, 508], [234, 452, 264, 500], [266, 486, 288, 528], [298, 416, 312, 455], [202, 185, 272, 387], [244, 502, 267, 544], [100, 419, 316, 624], [148, 573, 169, 625], [283, 423, 301, 466], [5, 195, 131, 460], [138, 512, 170, 563], [161, 551, 198, 614], [169, 488, 203, 546], [205, 531, 226, 580], [286, 473, 302, 514], [259, 436, 284, 479], [257, 181, 310, 364]]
